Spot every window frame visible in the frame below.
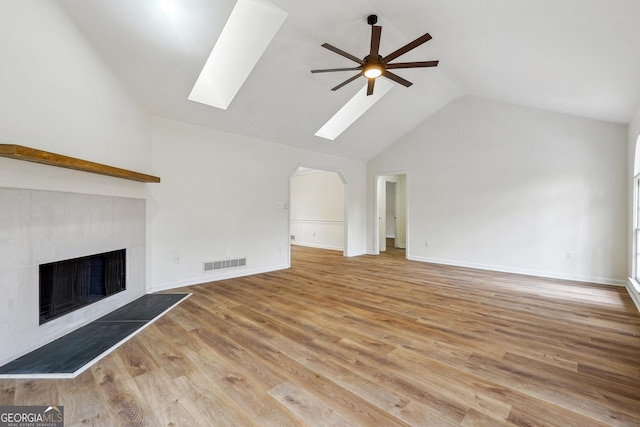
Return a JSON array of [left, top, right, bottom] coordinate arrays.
[[632, 136, 640, 292]]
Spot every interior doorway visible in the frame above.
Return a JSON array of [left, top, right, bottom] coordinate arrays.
[[385, 181, 397, 245], [376, 173, 407, 255], [290, 167, 347, 256]]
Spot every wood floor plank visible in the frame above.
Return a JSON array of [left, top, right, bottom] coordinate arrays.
[[132, 368, 201, 426], [118, 339, 162, 379], [202, 307, 414, 426], [12, 379, 58, 406], [134, 324, 198, 379], [90, 353, 148, 427], [464, 351, 636, 426], [1, 245, 639, 426], [161, 310, 311, 426], [461, 408, 507, 427], [268, 381, 353, 426], [172, 372, 259, 427], [0, 381, 15, 406], [269, 335, 458, 426], [57, 372, 121, 426]]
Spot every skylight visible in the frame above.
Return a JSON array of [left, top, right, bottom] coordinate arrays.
[[188, 0, 287, 110], [315, 78, 394, 140]]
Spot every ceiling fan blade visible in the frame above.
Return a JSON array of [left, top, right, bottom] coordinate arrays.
[[386, 60, 439, 69], [384, 71, 413, 87], [367, 78, 375, 96], [331, 73, 362, 91], [311, 67, 362, 73], [369, 25, 381, 59], [382, 33, 432, 63], [321, 43, 364, 65]]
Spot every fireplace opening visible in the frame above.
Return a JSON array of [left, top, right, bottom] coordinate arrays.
[[39, 249, 126, 324]]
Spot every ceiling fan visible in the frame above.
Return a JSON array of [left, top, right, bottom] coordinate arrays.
[[311, 15, 439, 96]]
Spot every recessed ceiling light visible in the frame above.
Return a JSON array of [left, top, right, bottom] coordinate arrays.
[[188, 0, 287, 110], [315, 78, 394, 141]]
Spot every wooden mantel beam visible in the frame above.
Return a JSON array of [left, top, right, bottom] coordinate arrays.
[[0, 144, 160, 183]]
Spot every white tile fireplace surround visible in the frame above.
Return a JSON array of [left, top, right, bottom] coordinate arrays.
[[0, 188, 146, 365]]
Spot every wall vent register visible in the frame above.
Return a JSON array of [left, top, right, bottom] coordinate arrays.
[[203, 257, 247, 272]]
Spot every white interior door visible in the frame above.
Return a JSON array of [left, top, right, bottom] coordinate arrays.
[[386, 181, 397, 242], [378, 177, 387, 252]]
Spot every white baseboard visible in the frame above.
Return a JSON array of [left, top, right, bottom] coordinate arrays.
[[291, 242, 344, 251], [147, 264, 290, 293], [344, 250, 367, 258], [408, 255, 627, 287]]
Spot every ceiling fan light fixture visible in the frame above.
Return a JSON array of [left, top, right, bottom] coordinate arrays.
[[311, 14, 438, 95], [363, 64, 383, 79]]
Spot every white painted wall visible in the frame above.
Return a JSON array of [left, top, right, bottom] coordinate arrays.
[[148, 118, 367, 292], [291, 170, 345, 251], [368, 96, 628, 285], [0, 1, 152, 198], [0, 2, 153, 364]]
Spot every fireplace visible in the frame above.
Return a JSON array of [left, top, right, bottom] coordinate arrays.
[[0, 188, 146, 366], [39, 249, 126, 324]]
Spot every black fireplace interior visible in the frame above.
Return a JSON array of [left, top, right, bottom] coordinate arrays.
[[39, 249, 126, 324]]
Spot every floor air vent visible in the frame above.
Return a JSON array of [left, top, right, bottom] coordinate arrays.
[[203, 258, 247, 272]]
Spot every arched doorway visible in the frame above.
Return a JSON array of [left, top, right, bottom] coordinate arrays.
[[289, 167, 347, 257]]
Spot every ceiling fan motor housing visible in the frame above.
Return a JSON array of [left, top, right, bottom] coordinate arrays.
[[311, 14, 438, 95]]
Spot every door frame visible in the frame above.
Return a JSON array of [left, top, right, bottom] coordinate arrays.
[[374, 172, 408, 256]]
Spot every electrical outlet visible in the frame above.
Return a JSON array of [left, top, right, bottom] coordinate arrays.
[[565, 251, 573, 260], [425, 241, 430, 247]]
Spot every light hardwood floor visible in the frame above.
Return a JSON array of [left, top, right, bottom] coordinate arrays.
[[2, 245, 640, 426]]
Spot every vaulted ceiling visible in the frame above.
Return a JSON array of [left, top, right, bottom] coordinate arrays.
[[56, 0, 640, 161]]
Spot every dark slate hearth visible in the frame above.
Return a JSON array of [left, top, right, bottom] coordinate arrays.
[[98, 293, 188, 322], [0, 293, 189, 377]]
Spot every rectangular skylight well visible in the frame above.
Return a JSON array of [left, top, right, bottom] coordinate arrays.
[[188, 0, 288, 110], [315, 78, 394, 140]]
